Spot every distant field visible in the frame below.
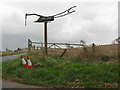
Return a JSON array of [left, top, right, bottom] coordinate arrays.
[[1, 50, 27, 56], [46, 44, 119, 61]]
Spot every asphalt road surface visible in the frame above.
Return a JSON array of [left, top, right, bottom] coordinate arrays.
[[2, 53, 26, 62], [2, 53, 46, 89]]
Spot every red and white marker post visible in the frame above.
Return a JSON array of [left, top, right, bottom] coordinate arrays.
[[26, 56, 34, 69], [20, 55, 28, 68]]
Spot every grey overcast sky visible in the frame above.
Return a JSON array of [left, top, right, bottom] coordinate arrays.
[[1, 0, 118, 51]]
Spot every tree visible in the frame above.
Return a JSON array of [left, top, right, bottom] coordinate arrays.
[[112, 37, 120, 44], [80, 40, 86, 46]]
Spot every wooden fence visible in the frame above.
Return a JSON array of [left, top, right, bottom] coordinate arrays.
[[28, 39, 84, 58], [28, 39, 82, 51], [28, 39, 119, 59]]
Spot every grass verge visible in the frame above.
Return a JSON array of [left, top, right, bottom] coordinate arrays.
[[2, 54, 119, 88]]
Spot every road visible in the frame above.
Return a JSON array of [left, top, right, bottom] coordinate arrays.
[[1, 53, 45, 89], [2, 53, 25, 62], [2, 79, 45, 88]]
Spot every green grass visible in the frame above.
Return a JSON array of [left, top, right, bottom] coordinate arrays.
[[1, 50, 27, 56], [2, 54, 119, 88], [0, 63, 2, 78]]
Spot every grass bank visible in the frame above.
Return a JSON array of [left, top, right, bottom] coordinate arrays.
[[1, 50, 27, 56], [2, 52, 119, 88]]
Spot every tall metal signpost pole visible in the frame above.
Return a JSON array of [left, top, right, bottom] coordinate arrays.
[[44, 22, 48, 55], [25, 6, 76, 55]]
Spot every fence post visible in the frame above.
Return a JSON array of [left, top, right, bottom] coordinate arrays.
[[33, 45, 35, 50], [41, 43, 43, 48], [60, 49, 67, 58], [28, 39, 32, 51], [92, 43, 96, 57], [118, 44, 120, 63], [54, 44, 56, 52], [83, 46, 87, 57], [28, 39, 30, 51]]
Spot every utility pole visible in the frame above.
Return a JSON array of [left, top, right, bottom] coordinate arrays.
[[25, 6, 76, 55]]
